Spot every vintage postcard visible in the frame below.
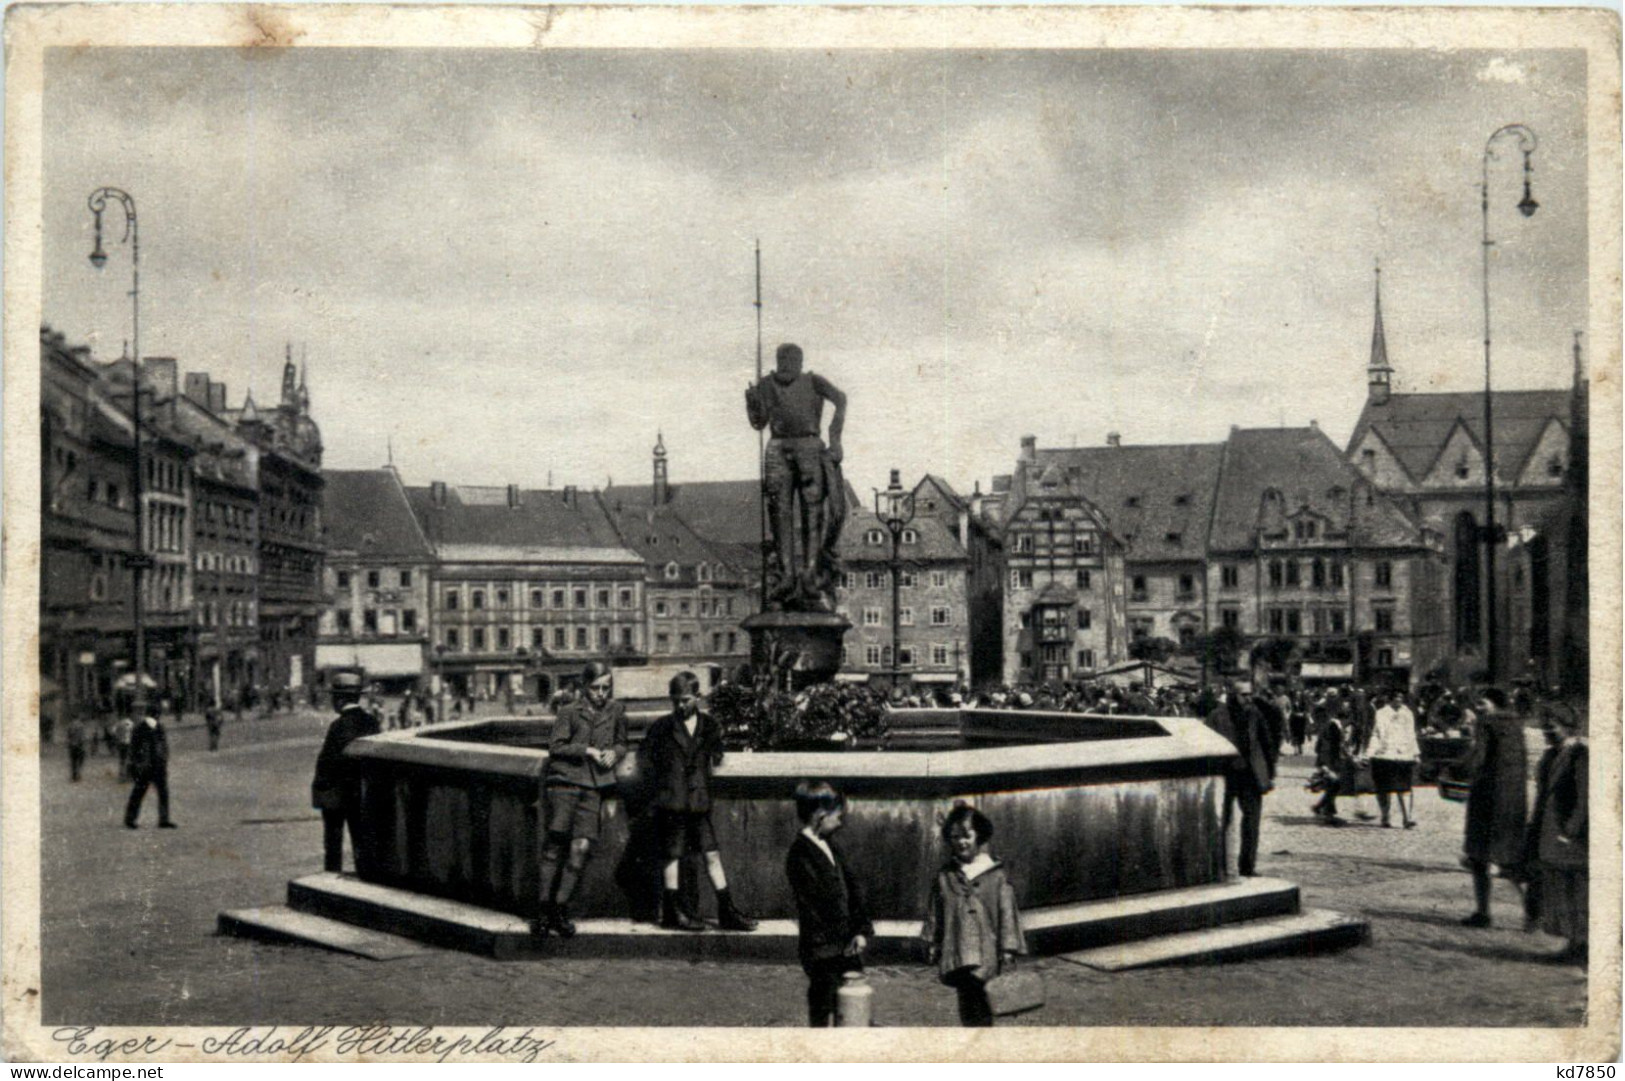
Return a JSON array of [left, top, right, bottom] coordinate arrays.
[[3, 3, 1619, 1065]]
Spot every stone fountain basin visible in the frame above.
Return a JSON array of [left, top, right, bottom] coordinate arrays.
[[343, 709, 1240, 923]]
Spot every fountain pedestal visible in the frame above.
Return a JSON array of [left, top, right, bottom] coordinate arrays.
[[740, 610, 851, 689]]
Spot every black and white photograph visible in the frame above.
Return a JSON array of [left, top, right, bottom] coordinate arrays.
[[3, 4, 1618, 1064]]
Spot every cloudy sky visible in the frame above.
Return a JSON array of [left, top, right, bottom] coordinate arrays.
[[44, 47, 1587, 496]]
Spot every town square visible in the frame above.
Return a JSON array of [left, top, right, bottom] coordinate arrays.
[[9, 13, 1614, 1063]]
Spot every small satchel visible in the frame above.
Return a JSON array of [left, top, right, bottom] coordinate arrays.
[[984, 967, 1045, 1016]]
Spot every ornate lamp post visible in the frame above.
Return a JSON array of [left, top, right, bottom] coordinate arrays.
[[1480, 125, 1538, 685], [88, 187, 150, 718], [873, 469, 916, 692]]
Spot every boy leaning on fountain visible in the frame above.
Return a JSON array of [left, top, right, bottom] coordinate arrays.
[[641, 671, 758, 933]]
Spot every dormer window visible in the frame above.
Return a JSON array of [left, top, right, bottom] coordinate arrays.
[[1165, 532, 1182, 544], [865, 529, 885, 546], [1125, 496, 1141, 508], [1547, 456, 1564, 478], [1454, 458, 1470, 479], [901, 528, 919, 545], [1174, 494, 1190, 506], [665, 562, 680, 580], [697, 563, 711, 582]]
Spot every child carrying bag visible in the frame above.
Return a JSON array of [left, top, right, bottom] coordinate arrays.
[[984, 967, 1045, 1016]]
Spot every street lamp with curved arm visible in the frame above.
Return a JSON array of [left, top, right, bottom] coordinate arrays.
[[88, 187, 148, 716], [873, 469, 917, 692], [1480, 125, 1537, 685]]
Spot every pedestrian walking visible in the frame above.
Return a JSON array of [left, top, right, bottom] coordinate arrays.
[[1368, 692, 1420, 828], [311, 671, 380, 874], [641, 670, 758, 933], [532, 661, 628, 940], [1523, 707, 1587, 963], [1459, 689, 1528, 928], [786, 781, 872, 1027], [123, 713, 176, 829], [1203, 682, 1280, 876], [205, 706, 224, 752], [113, 715, 134, 781], [1311, 708, 1346, 824], [66, 716, 88, 782], [921, 802, 1026, 1027]]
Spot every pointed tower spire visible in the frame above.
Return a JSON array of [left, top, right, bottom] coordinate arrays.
[[652, 431, 670, 506], [298, 345, 310, 414], [281, 342, 298, 408], [1367, 259, 1394, 405]]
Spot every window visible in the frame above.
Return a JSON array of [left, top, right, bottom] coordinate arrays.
[[532, 627, 545, 649], [1329, 609, 1346, 634], [865, 529, 885, 546], [597, 589, 610, 608], [1221, 607, 1240, 630], [472, 590, 485, 610], [680, 632, 694, 652], [337, 571, 352, 589], [1375, 561, 1393, 589], [1130, 575, 1148, 601], [496, 589, 510, 608], [623, 627, 635, 647], [1078, 608, 1092, 630], [1076, 569, 1092, 590], [1285, 561, 1301, 587], [1015, 535, 1034, 554], [1177, 574, 1195, 597], [599, 627, 611, 648], [1075, 536, 1096, 556], [1330, 561, 1345, 588], [679, 600, 691, 616], [1268, 560, 1284, 588], [532, 589, 544, 607], [575, 627, 588, 650], [664, 563, 680, 581], [841, 573, 856, 590], [1285, 609, 1301, 635], [697, 563, 711, 583], [367, 570, 381, 589], [1294, 519, 1318, 541], [552, 589, 566, 608], [1311, 559, 1326, 588], [901, 528, 919, 545], [402, 609, 417, 632], [1268, 608, 1285, 633], [1547, 456, 1564, 478], [363, 608, 378, 633], [712, 633, 724, 654], [1078, 649, 1095, 670], [931, 606, 951, 626], [336, 610, 352, 633], [575, 589, 588, 608], [900, 608, 915, 626], [655, 600, 669, 617], [863, 607, 883, 627], [865, 571, 884, 589], [1125, 496, 1141, 508], [899, 571, 916, 588], [932, 571, 948, 588], [1011, 569, 1033, 589], [1166, 532, 1183, 545], [1020, 652, 1033, 669], [620, 589, 634, 608], [553, 627, 566, 650], [1220, 564, 1239, 589], [656, 633, 671, 653], [898, 647, 915, 667], [1361, 448, 1376, 471], [1130, 618, 1153, 642], [727, 632, 737, 652], [445, 628, 460, 650], [1376, 647, 1395, 668], [1373, 607, 1395, 633], [865, 645, 883, 666], [497, 627, 511, 650], [466, 627, 483, 650], [1455, 458, 1470, 479], [400, 570, 412, 587]]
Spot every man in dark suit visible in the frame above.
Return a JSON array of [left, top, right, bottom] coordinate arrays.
[[786, 781, 873, 1026], [124, 711, 176, 829], [1203, 682, 1280, 877], [641, 671, 756, 932], [311, 671, 380, 873]]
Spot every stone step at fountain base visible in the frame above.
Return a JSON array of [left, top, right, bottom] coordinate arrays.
[[229, 872, 1360, 966], [217, 905, 434, 961], [1057, 908, 1371, 971]]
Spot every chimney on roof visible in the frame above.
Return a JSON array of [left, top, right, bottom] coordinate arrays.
[[142, 357, 178, 400], [506, 484, 522, 509], [430, 481, 448, 507], [208, 381, 227, 413], [562, 485, 577, 506], [1019, 435, 1037, 462], [183, 372, 211, 408], [1309, 419, 1319, 431], [1107, 432, 1121, 448]]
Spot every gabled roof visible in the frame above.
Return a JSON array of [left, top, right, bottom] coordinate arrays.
[[405, 484, 630, 554], [1348, 389, 1570, 484], [914, 474, 967, 512], [602, 479, 763, 549], [838, 503, 968, 564], [1031, 442, 1224, 561], [1209, 427, 1425, 551], [602, 499, 747, 582], [324, 469, 435, 559]]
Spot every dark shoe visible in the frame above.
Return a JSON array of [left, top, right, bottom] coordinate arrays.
[[158, 821, 178, 829], [1403, 820, 1418, 829], [124, 820, 138, 830], [717, 900, 759, 933], [547, 903, 577, 940], [660, 893, 706, 932], [1461, 912, 1492, 928], [529, 914, 551, 941]]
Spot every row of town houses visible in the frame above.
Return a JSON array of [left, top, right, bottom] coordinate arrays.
[[40, 280, 1589, 720]]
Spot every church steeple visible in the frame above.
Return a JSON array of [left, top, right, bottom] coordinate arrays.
[[652, 431, 669, 505], [281, 342, 298, 409], [1367, 260, 1394, 406], [297, 349, 310, 414]]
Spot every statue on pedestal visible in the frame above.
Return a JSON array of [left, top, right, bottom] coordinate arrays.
[[745, 343, 848, 612]]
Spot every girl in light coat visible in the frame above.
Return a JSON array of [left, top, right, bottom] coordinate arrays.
[[921, 802, 1026, 1026]]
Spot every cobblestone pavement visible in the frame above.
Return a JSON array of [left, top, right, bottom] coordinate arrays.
[[36, 714, 1587, 1029]]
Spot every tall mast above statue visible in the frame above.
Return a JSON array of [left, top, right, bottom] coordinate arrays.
[[745, 343, 848, 613]]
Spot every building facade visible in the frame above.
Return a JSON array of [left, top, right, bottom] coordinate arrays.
[[317, 468, 436, 692], [835, 481, 972, 687]]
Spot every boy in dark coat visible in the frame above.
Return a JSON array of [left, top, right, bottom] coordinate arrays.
[[311, 672, 380, 872], [641, 671, 756, 932], [786, 781, 872, 1026]]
